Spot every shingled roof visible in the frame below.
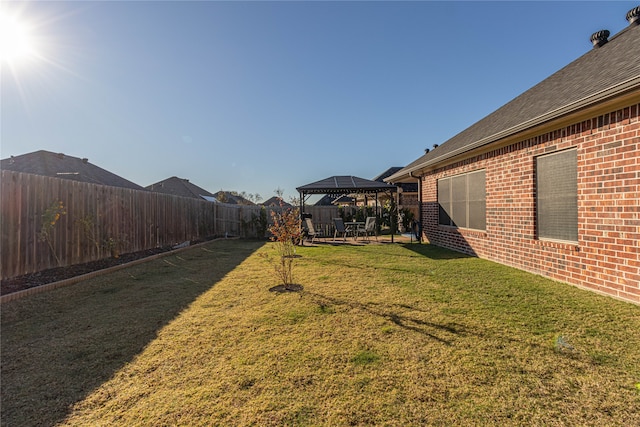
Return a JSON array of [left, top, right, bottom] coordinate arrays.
[[374, 167, 418, 193], [0, 150, 145, 190], [262, 196, 292, 207], [146, 176, 217, 201], [387, 8, 640, 182]]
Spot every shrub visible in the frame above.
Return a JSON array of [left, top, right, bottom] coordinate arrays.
[[266, 203, 302, 289], [38, 201, 66, 265]]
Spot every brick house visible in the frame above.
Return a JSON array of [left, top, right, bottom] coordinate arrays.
[[387, 7, 640, 304]]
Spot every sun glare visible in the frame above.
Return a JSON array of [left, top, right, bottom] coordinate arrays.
[[0, 11, 36, 64]]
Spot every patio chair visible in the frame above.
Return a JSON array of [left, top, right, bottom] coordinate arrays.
[[304, 218, 325, 243], [357, 216, 378, 241], [333, 218, 353, 241]]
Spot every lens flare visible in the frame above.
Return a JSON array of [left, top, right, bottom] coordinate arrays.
[[0, 11, 36, 63]]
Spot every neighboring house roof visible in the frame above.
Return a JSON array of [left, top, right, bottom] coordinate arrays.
[[146, 176, 217, 201], [262, 196, 292, 207], [374, 167, 418, 193], [314, 194, 358, 206], [297, 175, 397, 195], [314, 194, 339, 206], [0, 150, 145, 190], [373, 167, 404, 182], [332, 195, 357, 205], [213, 191, 255, 205], [387, 12, 640, 182]]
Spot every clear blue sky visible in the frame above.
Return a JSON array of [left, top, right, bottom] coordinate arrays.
[[2, 1, 636, 202]]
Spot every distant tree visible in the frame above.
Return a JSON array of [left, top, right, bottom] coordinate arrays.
[[220, 190, 259, 205], [255, 205, 268, 238], [274, 187, 284, 198], [216, 191, 228, 203]]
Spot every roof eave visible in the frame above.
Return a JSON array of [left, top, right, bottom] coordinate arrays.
[[386, 76, 640, 183]]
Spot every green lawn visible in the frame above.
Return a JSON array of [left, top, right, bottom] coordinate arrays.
[[2, 239, 639, 426]]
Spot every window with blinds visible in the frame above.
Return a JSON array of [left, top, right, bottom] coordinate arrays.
[[536, 149, 578, 242], [437, 169, 486, 230]]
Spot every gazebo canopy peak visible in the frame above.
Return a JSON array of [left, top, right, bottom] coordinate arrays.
[[296, 175, 397, 195]]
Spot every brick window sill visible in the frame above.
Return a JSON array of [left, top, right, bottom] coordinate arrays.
[[438, 225, 487, 238], [535, 238, 580, 251]]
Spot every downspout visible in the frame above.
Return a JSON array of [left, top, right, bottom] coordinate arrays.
[[394, 189, 398, 243], [390, 189, 395, 243], [409, 171, 422, 243]]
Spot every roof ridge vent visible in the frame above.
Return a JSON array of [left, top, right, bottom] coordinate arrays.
[[590, 30, 610, 48], [627, 6, 640, 25]]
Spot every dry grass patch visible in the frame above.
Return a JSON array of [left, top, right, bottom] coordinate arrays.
[[2, 241, 640, 426]]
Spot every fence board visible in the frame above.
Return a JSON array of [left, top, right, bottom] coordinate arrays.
[[1, 171, 359, 280], [1, 172, 259, 279]]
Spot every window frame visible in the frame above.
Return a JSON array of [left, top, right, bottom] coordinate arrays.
[[437, 169, 486, 231], [536, 148, 578, 243]]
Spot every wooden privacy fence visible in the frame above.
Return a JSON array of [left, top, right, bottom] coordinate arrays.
[[0, 171, 343, 280]]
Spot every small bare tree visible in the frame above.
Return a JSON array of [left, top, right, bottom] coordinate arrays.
[[265, 202, 301, 290]]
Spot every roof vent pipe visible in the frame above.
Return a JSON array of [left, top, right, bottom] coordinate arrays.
[[627, 6, 640, 25], [590, 30, 610, 48], [424, 148, 430, 154], [82, 158, 89, 164]]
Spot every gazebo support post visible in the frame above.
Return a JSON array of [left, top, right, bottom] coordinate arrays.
[[299, 191, 304, 216]]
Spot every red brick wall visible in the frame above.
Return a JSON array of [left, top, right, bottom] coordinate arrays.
[[420, 103, 639, 304]]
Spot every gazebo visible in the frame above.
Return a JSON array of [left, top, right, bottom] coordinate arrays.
[[296, 175, 398, 240]]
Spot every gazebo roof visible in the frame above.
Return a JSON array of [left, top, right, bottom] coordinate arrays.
[[297, 175, 397, 195]]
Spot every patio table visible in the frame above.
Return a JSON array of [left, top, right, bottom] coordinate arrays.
[[346, 221, 364, 240]]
